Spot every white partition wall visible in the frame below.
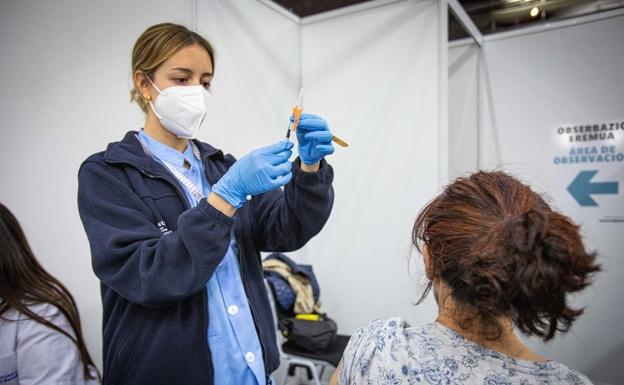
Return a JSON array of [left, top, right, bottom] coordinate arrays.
[[195, 0, 300, 156], [299, 0, 441, 335], [477, 13, 624, 384], [195, 0, 304, 260], [449, 42, 479, 178], [0, 0, 199, 368]]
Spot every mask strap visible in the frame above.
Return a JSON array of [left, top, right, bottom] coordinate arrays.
[[145, 73, 163, 94], [143, 73, 164, 118]]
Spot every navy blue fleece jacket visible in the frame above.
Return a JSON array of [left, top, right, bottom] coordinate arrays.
[[77, 132, 334, 385]]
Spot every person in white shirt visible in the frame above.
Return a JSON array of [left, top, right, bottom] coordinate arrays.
[[0, 203, 100, 385]]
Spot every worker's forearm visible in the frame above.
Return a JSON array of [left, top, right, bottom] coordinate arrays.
[[300, 161, 320, 173], [207, 192, 237, 217]]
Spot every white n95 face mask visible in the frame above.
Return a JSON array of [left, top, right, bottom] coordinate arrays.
[[147, 76, 211, 139]]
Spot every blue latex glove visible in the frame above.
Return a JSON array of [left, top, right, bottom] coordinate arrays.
[[212, 141, 294, 208], [293, 113, 335, 165]]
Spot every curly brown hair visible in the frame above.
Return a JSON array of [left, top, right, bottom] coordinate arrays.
[[412, 171, 600, 341]]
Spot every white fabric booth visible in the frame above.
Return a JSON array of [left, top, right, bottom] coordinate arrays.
[[0, 0, 622, 383]]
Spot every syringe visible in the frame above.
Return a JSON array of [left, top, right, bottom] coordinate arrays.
[[285, 88, 304, 141], [284, 88, 349, 148]]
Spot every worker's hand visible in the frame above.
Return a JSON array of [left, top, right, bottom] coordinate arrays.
[[212, 141, 293, 208], [293, 113, 335, 165]]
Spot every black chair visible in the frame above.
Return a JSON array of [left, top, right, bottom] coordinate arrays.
[[264, 280, 350, 385]]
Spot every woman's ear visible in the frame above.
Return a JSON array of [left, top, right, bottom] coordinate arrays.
[[133, 70, 153, 102]]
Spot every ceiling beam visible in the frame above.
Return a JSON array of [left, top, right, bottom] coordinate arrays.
[[448, 0, 484, 45]]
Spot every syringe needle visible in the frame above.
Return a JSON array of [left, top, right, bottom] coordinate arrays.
[[296, 88, 304, 107]]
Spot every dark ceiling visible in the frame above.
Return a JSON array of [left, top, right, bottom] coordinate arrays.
[[269, 0, 623, 39], [270, 0, 376, 17]]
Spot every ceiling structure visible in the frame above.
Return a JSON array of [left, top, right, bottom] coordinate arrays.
[[268, 0, 624, 39], [449, 0, 624, 40], [269, 0, 377, 17]]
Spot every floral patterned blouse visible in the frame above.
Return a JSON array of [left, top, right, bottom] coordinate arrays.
[[339, 318, 592, 385]]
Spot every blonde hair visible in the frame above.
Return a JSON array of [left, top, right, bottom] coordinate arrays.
[[130, 23, 215, 112]]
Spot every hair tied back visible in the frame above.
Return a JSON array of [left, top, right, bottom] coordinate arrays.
[[503, 210, 548, 254]]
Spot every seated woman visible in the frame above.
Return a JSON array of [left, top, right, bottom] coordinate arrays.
[[331, 171, 599, 385], [0, 203, 100, 384]]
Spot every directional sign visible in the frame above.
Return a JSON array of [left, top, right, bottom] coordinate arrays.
[[567, 170, 619, 207]]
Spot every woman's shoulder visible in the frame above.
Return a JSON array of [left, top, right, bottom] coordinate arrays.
[[345, 317, 408, 353], [78, 149, 116, 179], [0, 302, 74, 351], [79, 131, 138, 174], [23, 301, 65, 319], [1, 302, 99, 384], [340, 318, 438, 384], [12, 302, 72, 331], [354, 317, 412, 331], [557, 366, 594, 385], [1, 301, 62, 320], [340, 319, 595, 385], [349, 317, 438, 345]]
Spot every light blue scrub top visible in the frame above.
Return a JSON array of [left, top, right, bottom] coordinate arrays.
[[138, 130, 266, 385]]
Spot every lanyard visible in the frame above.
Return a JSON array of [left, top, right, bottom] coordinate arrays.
[[162, 161, 205, 203], [136, 134, 205, 203]]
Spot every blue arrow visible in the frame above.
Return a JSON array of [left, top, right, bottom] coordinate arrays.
[[567, 170, 619, 207]]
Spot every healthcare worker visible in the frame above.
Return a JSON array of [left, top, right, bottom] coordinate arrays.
[[77, 23, 335, 385], [0, 203, 100, 385]]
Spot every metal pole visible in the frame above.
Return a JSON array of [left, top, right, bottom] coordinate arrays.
[[439, 0, 449, 187]]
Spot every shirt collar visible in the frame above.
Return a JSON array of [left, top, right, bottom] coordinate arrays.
[[138, 129, 199, 168]]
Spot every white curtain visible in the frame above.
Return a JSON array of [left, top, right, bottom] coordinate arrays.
[[300, 0, 441, 334]]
